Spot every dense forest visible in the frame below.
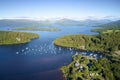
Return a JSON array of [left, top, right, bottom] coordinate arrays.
[[54, 30, 120, 54], [0, 31, 39, 45], [54, 20, 120, 80], [61, 54, 120, 80]]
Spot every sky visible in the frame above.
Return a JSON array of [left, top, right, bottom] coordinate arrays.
[[0, 0, 120, 20]]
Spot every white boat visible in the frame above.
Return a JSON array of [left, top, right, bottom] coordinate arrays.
[[16, 52, 19, 54]]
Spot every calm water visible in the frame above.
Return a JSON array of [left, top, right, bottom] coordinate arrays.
[[0, 26, 100, 80]]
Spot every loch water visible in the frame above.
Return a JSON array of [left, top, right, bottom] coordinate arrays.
[[0, 26, 100, 80]]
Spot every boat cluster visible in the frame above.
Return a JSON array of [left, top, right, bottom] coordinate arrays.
[[15, 44, 102, 59], [15, 43, 65, 55], [75, 52, 102, 59]]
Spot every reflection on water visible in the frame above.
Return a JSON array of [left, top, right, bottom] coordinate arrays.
[[0, 26, 100, 80]]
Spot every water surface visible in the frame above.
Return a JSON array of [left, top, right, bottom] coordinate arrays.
[[0, 26, 99, 80]]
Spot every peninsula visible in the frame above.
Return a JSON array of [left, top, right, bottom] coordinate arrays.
[[0, 31, 39, 45], [54, 20, 120, 80]]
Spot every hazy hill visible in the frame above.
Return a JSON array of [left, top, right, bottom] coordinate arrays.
[[98, 20, 120, 29], [0, 19, 53, 28], [94, 20, 120, 29], [0, 19, 112, 28], [92, 20, 120, 33], [54, 18, 111, 26]]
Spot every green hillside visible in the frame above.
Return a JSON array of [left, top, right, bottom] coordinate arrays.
[[0, 31, 39, 45], [54, 31, 120, 53]]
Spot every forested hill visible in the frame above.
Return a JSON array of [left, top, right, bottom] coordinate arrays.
[[92, 20, 120, 33], [0, 31, 39, 45], [54, 31, 120, 53], [99, 20, 120, 28]]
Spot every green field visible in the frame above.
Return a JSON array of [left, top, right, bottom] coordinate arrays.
[[0, 31, 39, 45]]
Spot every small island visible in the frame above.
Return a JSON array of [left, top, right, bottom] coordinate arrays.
[[0, 31, 39, 45], [13, 27, 61, 32]]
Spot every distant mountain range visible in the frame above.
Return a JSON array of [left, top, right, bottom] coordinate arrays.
[[0, 18, 115, 28], [96, 20, 120, 29]]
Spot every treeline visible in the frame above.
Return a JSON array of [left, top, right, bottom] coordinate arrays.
[[54, 31, 120, 53], [0, 31, 39, 45]]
